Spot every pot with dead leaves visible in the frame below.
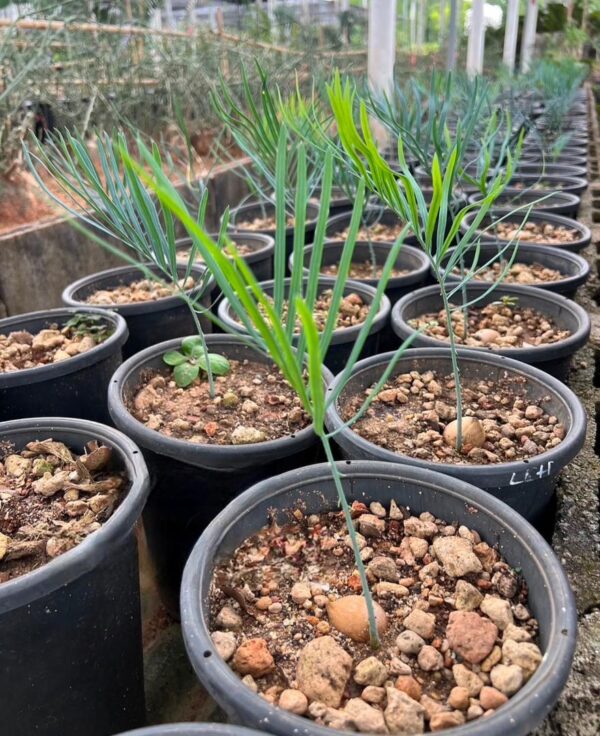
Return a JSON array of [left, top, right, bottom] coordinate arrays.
[[180, 460, 576, 736], [0, 417, 150, 736], [0, 307, 128, 423], [62, 263, 214, 359], [108, 334, 331, 617], [390, 283, 591, 380], [324, 347, 586, 526]]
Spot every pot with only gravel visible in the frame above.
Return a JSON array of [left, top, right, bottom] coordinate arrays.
[[181, 460, 576, 736]]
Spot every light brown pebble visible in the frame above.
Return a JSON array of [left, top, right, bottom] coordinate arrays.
[[447, 686, 471, 710], [418, 645, 444, 671], [361, 686, 386, 704], [278, 689, 308, 715], [430, 711, 466, 731], [395, 675, 423, 702], [479, 686, 509, 710]]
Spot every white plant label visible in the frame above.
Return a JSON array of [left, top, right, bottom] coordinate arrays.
[[509, 460, 554, 486]]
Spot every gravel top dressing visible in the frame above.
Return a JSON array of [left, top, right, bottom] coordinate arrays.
[[0, 439, 125, 582], [321, 261, 410, 279], [410, 301, 571, 349], [332, 223, 408, 243], [341, 369, 564, 465], [494, 222, 579, 244], [232, 289, 371, 333], [0, 317, 110, 373], [130, 359, 309, 444], [453, 261, 563, 285], [209, 499, 542, 733], [85, 276, 196, 305]]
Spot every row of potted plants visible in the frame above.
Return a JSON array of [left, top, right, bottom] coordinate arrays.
[[0, 69, 591, 736]]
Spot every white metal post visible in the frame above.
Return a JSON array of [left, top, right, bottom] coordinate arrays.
[[446, 0, 458, 70], [520, 0, 538, 72], [417, 0, 427, 46], [466, 0, 485, 77], [368, 0, 398, 99], [368, 0, 398, 146], [503, 0, 519, 73]]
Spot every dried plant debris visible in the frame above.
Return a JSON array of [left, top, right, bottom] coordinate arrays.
[[341, 370, 565, 465], [209, 502, 542, 733], [85, 276, 195, 305], [0, 439, 125, 581], [410, 300, 571, 349], [0, 315, 111, 373], [131, 359, 309, 443]]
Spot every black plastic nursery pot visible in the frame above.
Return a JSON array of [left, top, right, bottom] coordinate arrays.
[[520, 152, 587, 169], [439, 242, 590, 298], [325, 205, 420, 247], [227, 200, 320, 257], [62, 263, 213, 360], [217, 277, 391, 373], [180, 460, 577, 736], [324, 348, 586, 524], [0, 417, 150, 736], [289, 240, 430, 305], [176, 232, 275, 283], [0, 307, 127, 423], [116, 725, 263, 735], [310, 187, 354, 216], [461, 209, 592, 254], [467, 188, 581, 219], [515, 162, 587, 179], [108, 334, 329, 616], [390, 283, 590, 381], [507, 173, 588, 196]]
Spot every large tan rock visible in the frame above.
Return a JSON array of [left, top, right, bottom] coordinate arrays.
[[433, 536, 483, 577], [385, 687, 425, 734], [296, 636, 352, 707]]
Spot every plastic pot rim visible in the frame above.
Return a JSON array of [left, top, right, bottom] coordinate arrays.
[[62, 262, 213, 317], [227, 200, 320, 235], [175, 232, 275, 267], [467, 188, 580, 212], [437, 243, 590, 293], [180, 459, 577, 736], [461, 209, 591, 249], [390, 282, 591, 362], [108, 333, 327, 469], [290, 240, 430, 287], [0, 307, 128, 389], [0, 417, 149, 613], [217, 276, 391, 346], [115, 725, 262, 736], [324, 346, 586, 477]]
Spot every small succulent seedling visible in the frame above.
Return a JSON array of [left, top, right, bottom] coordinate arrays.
[[163, 337, 231, 388], [495, 295, 519, 308], [62, 313, 113, 344]]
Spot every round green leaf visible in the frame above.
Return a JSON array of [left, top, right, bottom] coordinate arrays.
[[173, 362, 200, 387], [163, 350, 187, 366], [198, 353, 231, 376], [181, 335, 205, 357]]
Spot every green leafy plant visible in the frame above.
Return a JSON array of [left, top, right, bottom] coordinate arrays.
[[24, 129, 225, 392], [63, 312, 114, 343], [164, 336, 231, 388], [325, 73, 527, 449]]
